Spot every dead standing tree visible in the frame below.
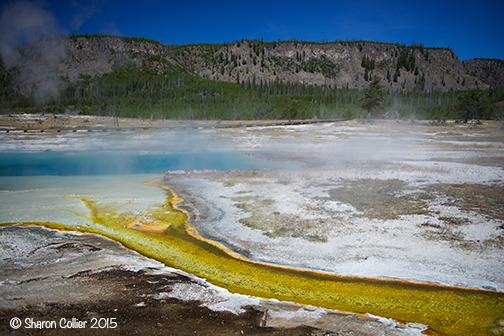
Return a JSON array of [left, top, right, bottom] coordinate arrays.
[[112, 113, 119, 127]]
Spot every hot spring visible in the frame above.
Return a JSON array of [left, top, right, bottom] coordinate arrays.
[[0, 127, 290, 231], [1, 125, 503, 336]]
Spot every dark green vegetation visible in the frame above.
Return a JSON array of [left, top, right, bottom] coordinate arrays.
[[455, 88, 493, 121], [1, 35, 504, 121], [359, 76, 385, 116], [0, 54, 362, 120]]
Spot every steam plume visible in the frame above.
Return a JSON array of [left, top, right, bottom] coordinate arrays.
[[0, 0, 58, 67], [0, 1, 69, 105]]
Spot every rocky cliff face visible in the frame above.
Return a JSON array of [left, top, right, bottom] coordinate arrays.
[[4, 36, 496, 98], [463, 58, 504, 88], [6, 36, 172, 99], [12, 36, 169, 83], [175, 40, 487, 92]]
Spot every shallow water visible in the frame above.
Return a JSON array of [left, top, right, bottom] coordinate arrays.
[[0, 151, 280, 176], [0, 174, 165, 225], [3, 184, 503, 336], [0, 144, 289, 226], [1, 126, 504, 336]]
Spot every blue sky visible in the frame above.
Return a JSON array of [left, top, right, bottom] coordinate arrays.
[[1, 0, 503, 61]]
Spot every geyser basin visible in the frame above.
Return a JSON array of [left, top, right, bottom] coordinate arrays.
[[2, 120, 504, 335], [0, 151, 279, 176], [3, 184, 503, 336]]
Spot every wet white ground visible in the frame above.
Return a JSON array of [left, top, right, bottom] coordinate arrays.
[[167, 165, 504, 291], [164, 120, 504, 292], [1, 119, 503, 295]]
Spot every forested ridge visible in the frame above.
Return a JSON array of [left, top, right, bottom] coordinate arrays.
[[463, 58, 504, 90], [1, 34, 503, 121]]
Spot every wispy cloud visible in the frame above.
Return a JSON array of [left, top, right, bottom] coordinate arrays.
[[71, 0, 99, 30], [99, 22, 122, 36]]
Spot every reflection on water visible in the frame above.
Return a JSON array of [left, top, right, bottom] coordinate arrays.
[[2, 180, 503, 336]]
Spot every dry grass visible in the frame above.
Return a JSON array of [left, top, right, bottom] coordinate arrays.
[[327, 179, 429, 220], [233, 195, 328, 242], [418, 183, 504, 250], [211, 170, 504, 250], [0, 113, 323, 131], [209, 170, 265, 187], [429, 183, 504, 220]]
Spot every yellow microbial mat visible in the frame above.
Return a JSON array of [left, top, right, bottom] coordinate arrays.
[[3, 180, 503, 336]]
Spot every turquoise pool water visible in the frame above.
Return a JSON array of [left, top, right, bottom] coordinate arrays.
[[0, 151, 279, 176]]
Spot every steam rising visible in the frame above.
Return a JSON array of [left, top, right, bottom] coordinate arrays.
[[0, 1, 69, 104], [0, 1, 58, 67]]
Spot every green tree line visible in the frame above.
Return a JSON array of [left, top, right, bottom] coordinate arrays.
[[1, 53, 502, 121]]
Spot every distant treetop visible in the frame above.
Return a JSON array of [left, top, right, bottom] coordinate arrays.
[[66, 33, 455, 53], [69, 33, 163, 46], [464, 58, 504, 65]]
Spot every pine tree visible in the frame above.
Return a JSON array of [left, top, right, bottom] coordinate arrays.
[[455, 89, 490, 122], [359, 76, 384, 118]]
